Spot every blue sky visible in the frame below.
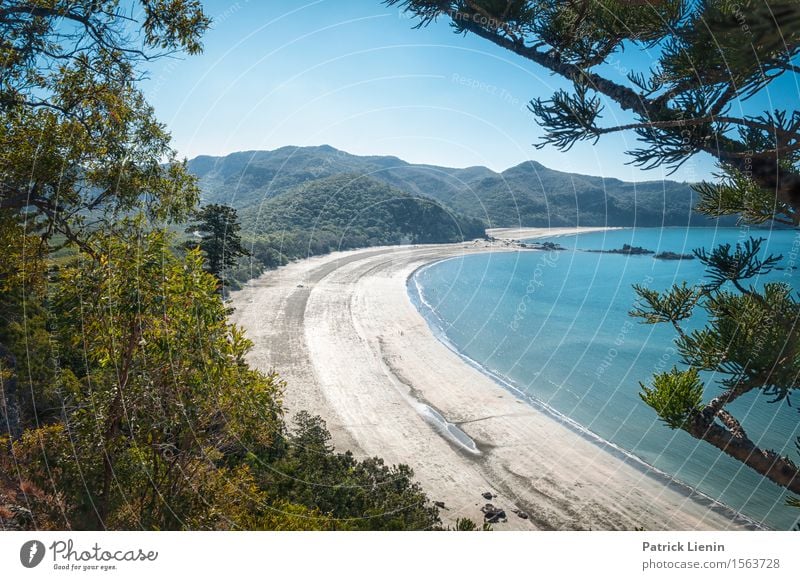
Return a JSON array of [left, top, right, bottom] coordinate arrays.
[[139, 0, 793, 182]]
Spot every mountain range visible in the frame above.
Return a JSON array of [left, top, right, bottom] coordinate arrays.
[[187, 144, 724, 232]]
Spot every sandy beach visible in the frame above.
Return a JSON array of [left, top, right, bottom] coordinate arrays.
[[230, 227, 754, 530]]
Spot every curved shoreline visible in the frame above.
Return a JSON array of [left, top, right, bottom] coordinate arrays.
[[407, 263, 762, 530], [230, 228, 756, 530]]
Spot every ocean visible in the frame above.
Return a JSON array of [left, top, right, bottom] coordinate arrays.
[[409, 227, 800, 529]]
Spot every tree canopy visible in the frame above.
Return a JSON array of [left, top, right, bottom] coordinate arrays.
[[1, 1, 209, 250], [186, 204, 250, 287], [0, 2, 442, 531]]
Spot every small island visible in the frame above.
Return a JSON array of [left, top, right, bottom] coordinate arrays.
[[654, 251, 695, 260], [527, 241, 567, 251], [588, 244, 654, 255]]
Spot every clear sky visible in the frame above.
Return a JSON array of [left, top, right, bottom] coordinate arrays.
[[139, 0, 792, 182]]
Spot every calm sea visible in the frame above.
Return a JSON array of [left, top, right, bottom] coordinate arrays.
[[409, 227, 800, 529]]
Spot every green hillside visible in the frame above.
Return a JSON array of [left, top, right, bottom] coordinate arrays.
[[227, 173, 484, 277]]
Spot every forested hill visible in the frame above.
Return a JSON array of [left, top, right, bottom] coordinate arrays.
[[237, 174, 484, 268], [188, 145, 726, 231]]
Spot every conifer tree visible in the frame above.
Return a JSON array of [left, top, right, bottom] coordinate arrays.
[[389, 0, 800, 224], [186, 204, 251, 284]]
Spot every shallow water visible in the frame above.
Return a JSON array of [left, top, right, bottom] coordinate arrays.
[[410, 226, 800, 529]]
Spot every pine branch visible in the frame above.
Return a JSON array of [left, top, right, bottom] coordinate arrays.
[[687, 411, 800, 494], [694, 237, 782, 293]]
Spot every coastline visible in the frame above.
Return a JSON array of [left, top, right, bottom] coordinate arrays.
[[230, 228, 755, 530], [407, 270, 762, 530]]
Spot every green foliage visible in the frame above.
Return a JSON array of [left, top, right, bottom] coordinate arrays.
[[450, 517, 492, 531], [660, 1, 799, 98], [695, 165, 797, 226], [0, 212, 55, 433], [1, 1, 206, 247], [634, 238, 798, 400], [681, 283, 799, 397], [453, 518, 479, 531], [255, 173, 481, 243], [694, 237, 781, 292], [631, 281, 701, 325], [256, 412, 441, 531], [639, 367, 705, 430], [528, 82, 604, 150], [21, 224, 284, 528], [1, 222, 442, 530], [0, 427, 70, 530]]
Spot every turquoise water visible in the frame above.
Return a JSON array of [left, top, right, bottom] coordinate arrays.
[[410, 227, 800, 529]]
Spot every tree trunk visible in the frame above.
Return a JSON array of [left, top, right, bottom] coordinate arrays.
[[0, 342, 22, 440], [96, 322, 141, 528], [688, 414, 800, 494]]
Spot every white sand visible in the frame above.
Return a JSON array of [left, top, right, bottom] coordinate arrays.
[[230, 228, 753, 530], [486, 226, 622, 240]]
